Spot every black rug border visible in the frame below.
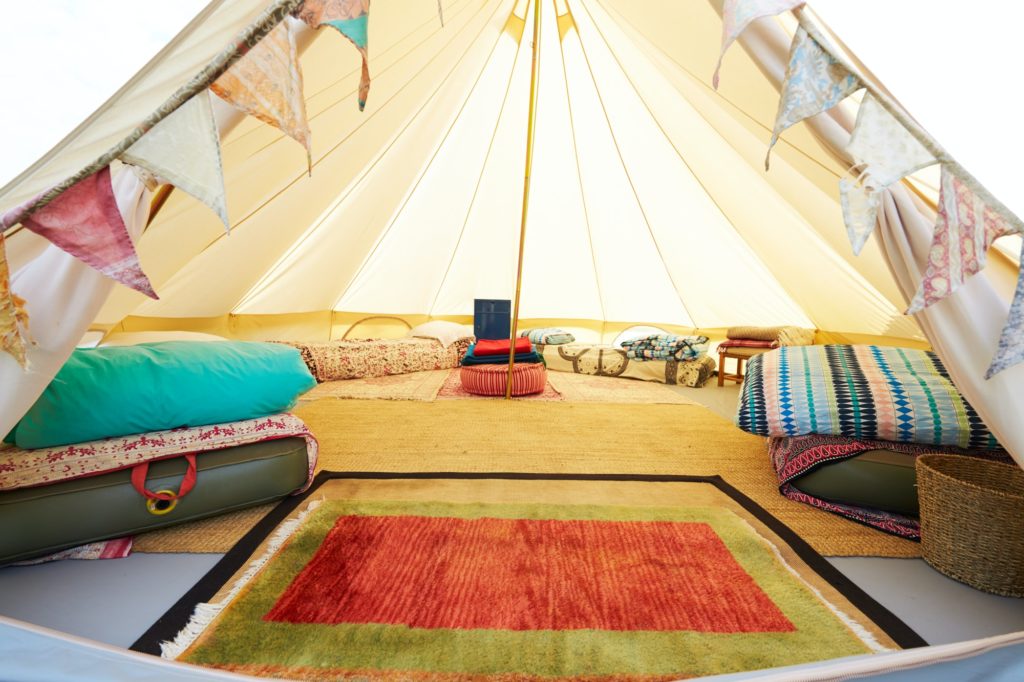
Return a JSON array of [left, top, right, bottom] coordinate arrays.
[[131, 470, 927, 655]]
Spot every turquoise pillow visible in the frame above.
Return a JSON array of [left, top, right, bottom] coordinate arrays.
[[10, 341, 316, 449]]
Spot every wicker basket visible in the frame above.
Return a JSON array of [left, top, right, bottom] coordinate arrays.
[[916, 454, 1024, 597]]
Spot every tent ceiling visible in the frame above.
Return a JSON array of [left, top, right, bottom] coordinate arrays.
[[10, 0, 925, 341]]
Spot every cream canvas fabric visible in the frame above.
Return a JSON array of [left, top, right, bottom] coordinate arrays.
[[1, 0, 1020, 455]]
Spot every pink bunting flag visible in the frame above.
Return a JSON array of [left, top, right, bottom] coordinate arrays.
[[715, 0, 805, 89], [295, 0, 371, 110], [211, 20, 312, 169], [0, 235, 29, 367], [18, 167, 157, 299], [908, 168, 1018, 314]]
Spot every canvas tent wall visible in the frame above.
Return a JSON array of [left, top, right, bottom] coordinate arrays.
[[4, 0, 1023, 458], [4, 0, 938, 344], [1, 1, 1024, 678]]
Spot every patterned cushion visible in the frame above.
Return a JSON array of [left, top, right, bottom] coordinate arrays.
[[460, 363, 547, 397]]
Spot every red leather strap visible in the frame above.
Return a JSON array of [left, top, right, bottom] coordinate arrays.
[[130, 454, 197, 501]]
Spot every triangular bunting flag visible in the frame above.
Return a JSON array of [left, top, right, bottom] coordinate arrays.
[[987, 241, 1024, 378], [0, 235, 28, 367], [121, 91, 229, 231], [767, 26, 861, 169], [295, 0, 371, 110], [908, 167, 1019, 313], [211, 20, 312, 170], [714, 0, 805, 89], [839, 177, 882, 256], [21, 167, 157, 299], [848, 94, 936, 189]]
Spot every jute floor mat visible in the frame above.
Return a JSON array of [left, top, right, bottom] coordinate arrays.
[[133, 399, 920, 558]]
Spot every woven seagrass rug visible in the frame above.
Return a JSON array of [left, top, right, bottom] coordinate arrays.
[[133, 400, 920, 557], [298, 369, 691, 404], [134, 473, 924, 680]]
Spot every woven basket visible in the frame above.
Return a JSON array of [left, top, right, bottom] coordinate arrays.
[[916, 454, 1024, 597]]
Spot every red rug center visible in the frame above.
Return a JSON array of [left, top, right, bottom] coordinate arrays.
[[265, 514, 794, 633]]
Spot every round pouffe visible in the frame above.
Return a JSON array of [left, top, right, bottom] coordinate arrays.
[[460, 363, 547, 397]]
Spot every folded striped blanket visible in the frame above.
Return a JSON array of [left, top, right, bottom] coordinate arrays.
[[520, 328, 575, 345], [621, 334, 709, 361], [738, 345, 999, 449]]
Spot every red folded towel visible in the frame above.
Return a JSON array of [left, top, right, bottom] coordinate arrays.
[[475, 338, 533, 356]]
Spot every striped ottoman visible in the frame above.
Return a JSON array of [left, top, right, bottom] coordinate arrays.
[[460, 362, 547, 396]]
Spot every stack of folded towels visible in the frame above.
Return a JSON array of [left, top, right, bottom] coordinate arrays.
[[717, 326, 815, 355], [461, 337, 543, 366]]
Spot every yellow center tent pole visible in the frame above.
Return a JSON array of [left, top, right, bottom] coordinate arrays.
[[506, 0, 542, 399]]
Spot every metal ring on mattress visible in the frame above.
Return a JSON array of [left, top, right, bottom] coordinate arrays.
[[146, 492, 179, 516]]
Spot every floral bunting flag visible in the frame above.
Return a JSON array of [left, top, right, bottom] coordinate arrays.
[[767, 26, 861, 169], [121, 91, 229, 231], [908, 168, 1019, 314], [20, 167, 157, 299], [714, 0, 805, 90], [0, 235, 28, 367], [839, 177, 882, 256], [987, 241, 1024, 378], [848, 94, 936, 189], [837, 94, 937, 255], [211, 20, 312, 170], [295, 0, 371, 110]]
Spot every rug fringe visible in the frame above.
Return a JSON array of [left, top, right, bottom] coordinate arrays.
[[160, 499, 323, 660], [737, 516, 891, 654]]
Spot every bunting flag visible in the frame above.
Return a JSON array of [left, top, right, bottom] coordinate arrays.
[[839, 177, 882, 256], [837, 94, 937, 255], [847, 94, 936, 189], [121, 91, 229, 231], [987, 241, 1024, 378], [295, 0, 371, 110], [908, 168, 1019, 314], [767, 26, 861, 169], [211, 20, 312, 170], [714, 0, 805, 90], [0, 235, 28, 367], [20, 167, 157, 299]]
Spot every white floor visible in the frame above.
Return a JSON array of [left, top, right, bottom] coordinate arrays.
[[0, 552, 1021, 651]]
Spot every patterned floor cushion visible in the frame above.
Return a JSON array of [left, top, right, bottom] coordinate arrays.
[[460, 363, 547, 397]]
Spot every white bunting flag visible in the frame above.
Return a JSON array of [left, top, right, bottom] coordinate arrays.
[[121, 91, 229, 231]]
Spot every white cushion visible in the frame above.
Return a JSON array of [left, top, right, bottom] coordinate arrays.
[[611, 325, 670, 348], [99, 331, 228, 347], [406, 320, 474, 348]]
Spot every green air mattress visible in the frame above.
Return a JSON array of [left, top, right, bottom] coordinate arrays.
[[0, 437, 310, 564], [790, 448, 920, 516]]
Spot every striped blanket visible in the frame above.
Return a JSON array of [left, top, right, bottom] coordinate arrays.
[[737, 345, 999, 449]]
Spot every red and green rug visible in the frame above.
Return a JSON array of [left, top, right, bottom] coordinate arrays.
[[136, 474, 923, 680]]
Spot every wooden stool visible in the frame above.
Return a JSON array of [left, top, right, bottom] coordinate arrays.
[[717, 347, 770, 386]]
